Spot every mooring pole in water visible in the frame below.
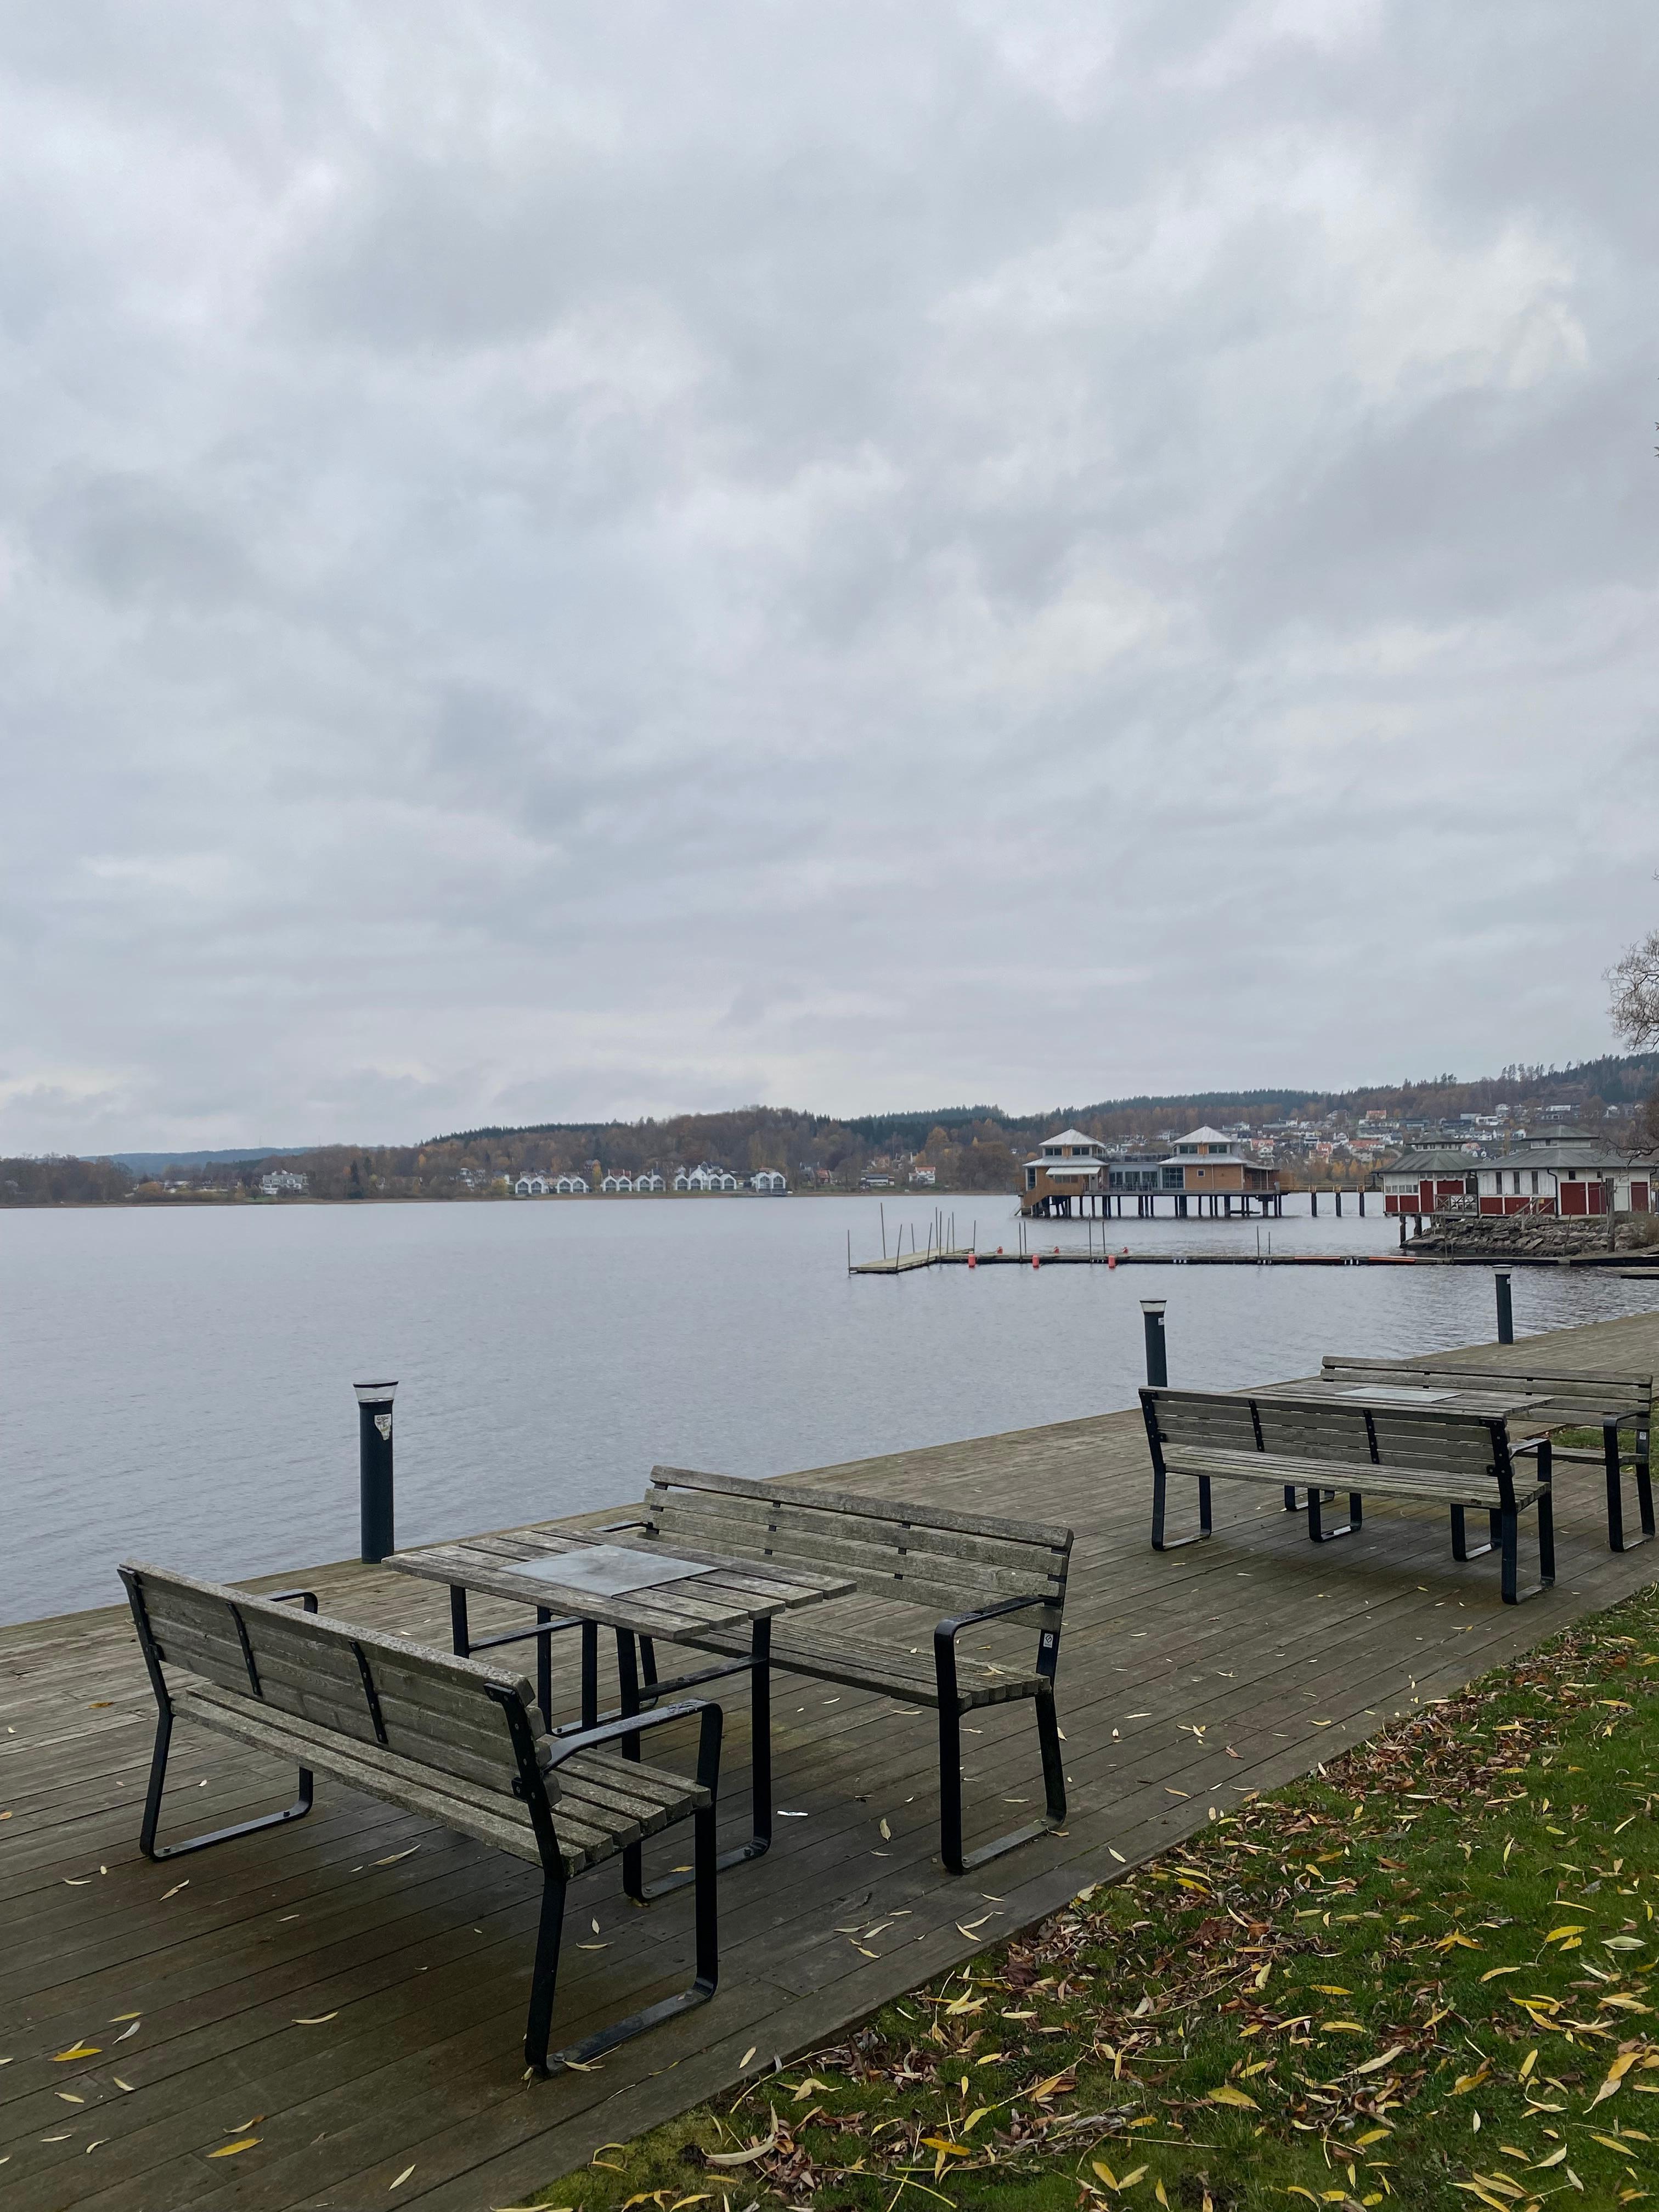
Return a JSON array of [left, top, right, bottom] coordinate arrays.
[[1494, 1267, 1514, 1346], [355, 1379, 398, 1564], [1141, 1299, 1169, 1389], [880, 1203, 887, 1260]]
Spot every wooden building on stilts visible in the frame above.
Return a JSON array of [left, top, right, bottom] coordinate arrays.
[[1020, 1125, 1283, 1220]]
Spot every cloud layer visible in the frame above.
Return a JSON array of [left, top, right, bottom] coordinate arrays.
[[3, 0, 1655, 1148]]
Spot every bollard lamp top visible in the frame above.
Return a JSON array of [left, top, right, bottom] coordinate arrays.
[[1139, 1299, 1167, 1317], [1493, 1267, 1511, 1280], [353, 1379, 399, 1403]]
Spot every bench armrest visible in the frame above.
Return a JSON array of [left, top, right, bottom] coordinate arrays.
[[599, 1519, 651, 1534], [265, 1589, 319, 1611], [545, 1698, 724, 1794], [934, 1593, 1060, 1704], [934, 1593, 1046, 1641]]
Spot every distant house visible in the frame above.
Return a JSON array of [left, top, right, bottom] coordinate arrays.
[[513, 1173, 549, 1197], [554, 1173, 588, 1195], [860, 1171, 894, 1189], [909, 1166, 936, 1188], [750, 1169, 787, 1193], [1156, 1127, 1279, 1199], [1020, 1128, 1106, 1204], [258, 1168, 308, 1196], [681, 1163, 739, 1192], [635, 1169, 665, 1192], [600, 1172, 634, 1193], [1380, 1149, 1481, 1216], [1474, 1144, 1655, 1217]]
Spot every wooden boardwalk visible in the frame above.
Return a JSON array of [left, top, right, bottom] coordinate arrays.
[[4, 1310, 1658, 2211]]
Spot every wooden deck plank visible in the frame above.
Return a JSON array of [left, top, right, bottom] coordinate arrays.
[[3, 1306, 1657, 2209]]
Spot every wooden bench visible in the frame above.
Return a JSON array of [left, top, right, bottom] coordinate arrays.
[[118, 1564, 722, 2075], [1321, 1356, 1654, 1553], [1139, 1389, 1555, 1604], [606, 1468, 1072, 1875]]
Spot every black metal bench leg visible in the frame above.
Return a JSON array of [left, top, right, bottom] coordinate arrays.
[[1152, 1465, 1210, 1550], [635, 1620, 771, 1899], [536, 1707, 721, 2075], [938, 1700, 966, 1875], [1450, 1504, 1493, 1563], [523, 1871, 567, 2075], [1604, 1420, 1654, 1552], [1307, 1489, 1352, 1543], [1283, 1486, 1299, 1511], [139, 1707, 314, 1861], [1499, 1498, 1554, 1605], [1350, 1492, 1363, 1531]]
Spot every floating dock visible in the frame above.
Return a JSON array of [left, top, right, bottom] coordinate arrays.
[[852, 1246, 1654, 1275]]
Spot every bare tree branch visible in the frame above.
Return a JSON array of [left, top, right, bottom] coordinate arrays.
[[1608, 926, 1659, 1051]]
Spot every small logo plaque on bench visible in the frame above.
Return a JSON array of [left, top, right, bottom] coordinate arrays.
[[513, 1545, 713, 1598]]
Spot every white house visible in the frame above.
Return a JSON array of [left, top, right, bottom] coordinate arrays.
[[553, 1173, 588, 1195], [909, 1165, 936, 1188], [258, 1168, 308, 1196], [681, 1163, 739, 1192], [600, 1172, 634, 1193], [1473, 1143, 1655, 1218], [635, 1169, 664, 1192], [513, 1173, 549, 1197], [750, 1169, 786, 1193], [1380, 1149, 1481, 1215]]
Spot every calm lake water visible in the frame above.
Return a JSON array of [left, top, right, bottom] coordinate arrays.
[[5, 1195, 1656, 1625]]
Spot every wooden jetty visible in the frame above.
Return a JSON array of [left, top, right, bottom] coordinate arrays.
[[5, 1309, 1659, 2210]]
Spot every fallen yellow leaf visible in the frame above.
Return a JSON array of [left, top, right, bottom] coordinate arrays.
[[292, 2013, 338, 2025], [207, 2137, 261, 2158], [52, 2044, 100, 2062], [1206, 2084, 1257, 2108]]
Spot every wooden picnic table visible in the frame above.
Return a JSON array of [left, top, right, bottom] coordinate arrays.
[[1249, 1377, 1558, 1420], [385, 1525, 855, 1888]]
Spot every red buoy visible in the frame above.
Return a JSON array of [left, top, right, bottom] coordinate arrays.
[[967, 1252, 977, 1269], [1031, 1254, 1040, 1269], [1108, 1253, 1117, 1271]]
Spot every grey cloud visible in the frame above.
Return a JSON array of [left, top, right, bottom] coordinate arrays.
[[1, 0, 1656, 1152]]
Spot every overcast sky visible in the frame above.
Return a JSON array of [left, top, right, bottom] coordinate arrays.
[[2, 1, 1655, 1152]]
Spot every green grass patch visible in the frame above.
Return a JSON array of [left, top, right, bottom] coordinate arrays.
[[537, 1589, 1659, 2212]]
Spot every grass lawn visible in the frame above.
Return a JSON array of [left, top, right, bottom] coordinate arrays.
[[530, 1579, 1659, 2212]]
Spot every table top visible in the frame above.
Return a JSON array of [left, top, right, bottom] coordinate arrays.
[[1246, 1378, 1557, 1419], [385, 1525, 855, 1638]]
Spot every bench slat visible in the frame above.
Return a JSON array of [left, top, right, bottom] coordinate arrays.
[[1161, 1445, 1543, 1509], [647, 1485, 1065, 1587], [648, 1499, 1063, 1608], [646, 1464, 1073, 1549]]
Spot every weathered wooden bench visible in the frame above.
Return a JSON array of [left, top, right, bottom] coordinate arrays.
[[1139, 1389, 1555, 1603], [118, 1564, 722, 2075], [606, 1468, 1072, 1875], [1321, 1355, 1654, 1553]]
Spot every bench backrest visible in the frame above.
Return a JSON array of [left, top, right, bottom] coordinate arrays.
[[642, 1467, 1071, 1622], [1142, 1388, 1511, 1485], [119, 1564, 552, 1801], [1321, 1356, 1651, 1417]]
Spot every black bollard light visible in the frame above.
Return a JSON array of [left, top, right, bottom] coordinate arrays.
[[1494, 1269, 1514, 1347], [1141, 1298, 1169, 1389], [356, 1379, 398, 1563]]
